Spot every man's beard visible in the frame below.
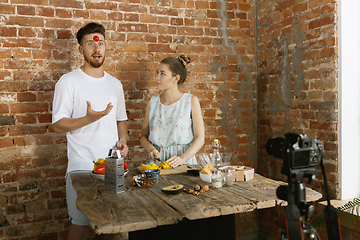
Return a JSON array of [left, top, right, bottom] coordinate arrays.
[[84, 53, 105, 68]]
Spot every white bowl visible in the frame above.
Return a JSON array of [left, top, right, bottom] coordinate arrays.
[[91, 170, 129, 181], [199, 172, 212, 183]]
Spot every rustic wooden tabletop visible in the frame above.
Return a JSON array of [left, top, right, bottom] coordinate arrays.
[[70, 169, 322, 235]]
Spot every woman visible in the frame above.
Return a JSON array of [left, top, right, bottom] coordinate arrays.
[[140, 55, 205, 168]]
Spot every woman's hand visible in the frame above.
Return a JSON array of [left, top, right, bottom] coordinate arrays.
[[148, 148, 160, 161], [166, 156, 185, 168]]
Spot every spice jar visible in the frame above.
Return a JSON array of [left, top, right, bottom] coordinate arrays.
[[223, 169, 235, 186], [211, 170, 225, 188]]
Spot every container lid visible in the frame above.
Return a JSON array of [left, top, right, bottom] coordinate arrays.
[[212, 170, 222, 175]]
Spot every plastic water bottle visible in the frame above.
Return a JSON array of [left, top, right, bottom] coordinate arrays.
[[211, 139, 221, 167]]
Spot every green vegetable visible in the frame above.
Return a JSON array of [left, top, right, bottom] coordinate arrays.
[[161, 184, 184, 195]]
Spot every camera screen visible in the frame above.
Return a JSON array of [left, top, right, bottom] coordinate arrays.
[[293, 149, 311, 168]]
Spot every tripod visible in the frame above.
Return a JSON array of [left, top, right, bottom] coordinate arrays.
[[278, 180, 321, 240]]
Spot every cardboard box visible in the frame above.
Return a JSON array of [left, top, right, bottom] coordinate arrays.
[[220, 165, 254, 182]]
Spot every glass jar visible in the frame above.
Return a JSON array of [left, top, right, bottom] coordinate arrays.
[[211, 170, 225, 188], [223, 169, 235, 186]]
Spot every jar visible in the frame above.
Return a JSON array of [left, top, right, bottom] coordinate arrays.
[[223, 169, 235, 186], [211, 170, 225, 188]]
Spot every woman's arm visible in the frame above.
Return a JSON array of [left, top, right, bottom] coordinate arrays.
[[166, 95, 205, 168], [52, 101, 113, 133], [140, 101, 160, 160]]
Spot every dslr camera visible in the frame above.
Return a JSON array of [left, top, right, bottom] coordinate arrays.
[[266, 133, 323, 178]]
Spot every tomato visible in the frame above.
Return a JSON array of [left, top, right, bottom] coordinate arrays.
[[94, 161, 105, 175], [124, 161, 127, 171]]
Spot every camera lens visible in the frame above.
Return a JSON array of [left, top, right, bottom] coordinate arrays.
[[266, 137, 285, 159]]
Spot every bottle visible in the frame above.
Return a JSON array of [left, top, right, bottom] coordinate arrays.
[[223, 169, 235, 186], [211, 170, 225, 188], [211, 139, 221, 167]]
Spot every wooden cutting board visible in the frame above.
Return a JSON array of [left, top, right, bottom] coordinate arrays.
[[137, 164, 200, 175]]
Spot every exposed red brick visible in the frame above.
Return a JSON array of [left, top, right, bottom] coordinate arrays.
[[0, 4, 15, 14], [17, 6, 36, 16]]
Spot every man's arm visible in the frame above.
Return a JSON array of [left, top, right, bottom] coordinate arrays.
[[52, 101, 113, 133], [116, 120, 128, 157]]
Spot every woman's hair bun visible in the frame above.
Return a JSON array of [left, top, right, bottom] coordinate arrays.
[[178, 55, 191, 67]]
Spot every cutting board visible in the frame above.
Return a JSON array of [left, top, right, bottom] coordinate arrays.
[[137, 164, 200, 175]]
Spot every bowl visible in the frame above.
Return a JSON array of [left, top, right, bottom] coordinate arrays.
[[144, 169, 160, 182], [91, 170, 129, 181], [133, 174, 157, 188], [199, 172, 212, 183], [198, 153, 233, 168]]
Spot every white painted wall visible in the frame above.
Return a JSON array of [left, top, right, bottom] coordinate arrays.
[[339, 0, 360, 200]]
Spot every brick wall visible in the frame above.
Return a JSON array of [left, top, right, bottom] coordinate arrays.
[[256, 0, 339, 238], [257, 0, 339, 195], [0, 0, 257, 239]]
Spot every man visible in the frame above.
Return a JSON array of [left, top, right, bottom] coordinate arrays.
[[52, 22, 128, 240]]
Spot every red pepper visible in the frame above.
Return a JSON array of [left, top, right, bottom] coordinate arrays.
[[94, 161, 105, 175], [124, 161, 127, 171]]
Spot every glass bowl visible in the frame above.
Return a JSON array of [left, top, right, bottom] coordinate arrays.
[[133, 174, 157, 188], [198, 152, 233, 168]]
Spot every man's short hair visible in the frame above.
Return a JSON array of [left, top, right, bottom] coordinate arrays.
[[76, 22, 105, 45]]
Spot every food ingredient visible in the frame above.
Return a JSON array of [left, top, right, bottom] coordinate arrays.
[[93, 158, 127, 174], [142, 163, 159, 170], [133, 175, 156, 188], [159, 161, 172, 169], [161, 184, 184, 195], [93, 158, 105, 174], [142, 161, 173, 171], [183, 184, 209, 196], [200, 163, 216, 175]]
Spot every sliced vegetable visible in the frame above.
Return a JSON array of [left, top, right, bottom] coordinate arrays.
[[142, 163, 159, 170], [161, 184, 184, 195], [159, 161, 172, 169]]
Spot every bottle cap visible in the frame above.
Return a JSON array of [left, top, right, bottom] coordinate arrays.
[[212, 170, 221, 174]]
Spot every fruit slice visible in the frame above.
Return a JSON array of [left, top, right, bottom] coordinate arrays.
[[142, 163, 159, 171], [161, 184, 184, 195], [200, 163, 216, 175], [159, 161, 172, 169]]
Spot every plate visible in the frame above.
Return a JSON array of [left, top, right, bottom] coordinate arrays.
[[91, 170, 129, 181]]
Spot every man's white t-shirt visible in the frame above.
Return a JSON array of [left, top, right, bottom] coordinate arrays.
[[52, 68, 127, 174]]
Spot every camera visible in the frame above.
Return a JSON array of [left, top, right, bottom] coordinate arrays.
[[266, 133, 323, 176]]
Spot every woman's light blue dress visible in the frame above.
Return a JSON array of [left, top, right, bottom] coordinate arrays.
[[148, 93, 197, 165]]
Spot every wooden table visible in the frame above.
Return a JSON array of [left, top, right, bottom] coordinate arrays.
[[70, 169, 322, 235]]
